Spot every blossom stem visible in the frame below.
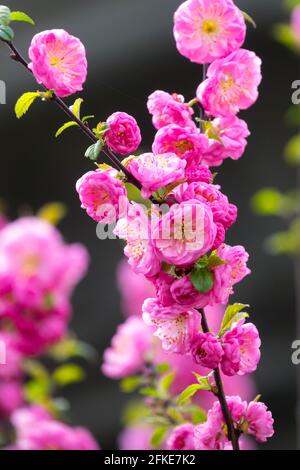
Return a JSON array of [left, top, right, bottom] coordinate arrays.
[[1, 39, 143, 190], [200, 308, 240, 450]]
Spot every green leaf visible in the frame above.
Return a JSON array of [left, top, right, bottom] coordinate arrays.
[[284, 0, 300, 11], [285, 106, 300, 127], [15, 92, 39, 118], [55, 121, 78, 138], [189, 267, 213, 294], [24, 380, 49, 404], [150, 426, 168, 448], [251, 188, 284, 216], [285, 134, 300, 165], [159, 372, 175, 397], [155, 363, 171, 374], [85, 140, 104, 161], [273, 24, 297, 52], [48, 337, 97, 361], [0, 6, 11, 25], [241, 10, 257, 28], [192, 373, 211, 390], [120, 376, 141, 393], [140, 387, 160, 398], [207, 252, 227, 268], [52, 364, 85, 386], [219, 303, 249, 336], [0, 24, 14, 41], [10, 11, 35, 25], [186, 405, 207, 425], [70, 98, 83, 118], [23, 360, 50, 382], [177, 384, 204, 405]]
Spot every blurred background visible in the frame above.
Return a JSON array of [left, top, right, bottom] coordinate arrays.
[[0, 0, 298, 450]]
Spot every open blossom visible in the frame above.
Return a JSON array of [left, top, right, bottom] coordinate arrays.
[[197, 49, 262, 117], [167, 424, 196, 450], [102, 317, 153, 379], [147, 91, 195, 130], [76, 167, 127, 224], [174, 0, 246, 64], [203, 116, 250, 167], [191, 332, 223, 369], [185, 164, 212, 184], [127, 152, 186, 199], [114, 203, 161, 277], [221, 320, 261, 376], [143, 299, 200, 354], [292, 6, 300, 45], [11, 406, 99, 450], [152, 124, 208, 167], [28, 30, 87, 98], [152, 201, 217, 267], [105, 112, 142, 155]]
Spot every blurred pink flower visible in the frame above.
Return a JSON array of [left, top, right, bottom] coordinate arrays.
[[167, 423, 196, 450], [28, 30, 87, 97], [292, 6, 300, 45]]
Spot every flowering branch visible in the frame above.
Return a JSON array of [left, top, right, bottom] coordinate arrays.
[[0, 38, 143, 190]]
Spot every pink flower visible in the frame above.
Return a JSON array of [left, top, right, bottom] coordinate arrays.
[[292, 6, 300, 45], [114, 203, 161, 277], [197, 49, 262, 117], [147, 91, 195, 130], [203, 116, 250, 167], [173, 0, 246, 64], [127, 152, 186, 199], [245, 401, 274, 443], [119, 426, 154, 450], [0, 381, 23, 419], [221, 320, 261, 376], [167, 424, 196, 450], [143, 299, 200, 354], [28, 30, 87, 98], [105, 112, 142, 155], [152, 124, 208, 167], [185, 165, 213, 184], [152, 201, 217, 267], [11, 406, 99, 450], [102, 317, 153, 379], [76, 167, 127, 224], [191, 332, 223, 369], [217, 243, 251, 286], [170, 275, 209, 309]]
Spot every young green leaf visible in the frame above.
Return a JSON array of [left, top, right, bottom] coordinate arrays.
[[37, 202, 67, 225], [241, 10, 257, 28], [159, 372, 175, 397], [192, 373, 211, 390], [177, 384, 204, 405], [10, 11, 35, 25], [71, 98, 83, 119], [15, 92, 39, 119], [0, 6, 11, 26], [55, 121, 78, 138], [150, 426, 168, 448], [120, 376, 141, 393], [82, 115, 95, 123], [189, 267, 213, 294], [52, 364, 85, 386], [219, 303, 249, 336]]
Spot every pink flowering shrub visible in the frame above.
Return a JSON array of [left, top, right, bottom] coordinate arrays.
[[105, 112, 142, 155], [28, 30, 87, 97]]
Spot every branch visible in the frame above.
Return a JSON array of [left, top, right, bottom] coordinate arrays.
[[200, 309, 240, 450], [1, 39, 142, 190]]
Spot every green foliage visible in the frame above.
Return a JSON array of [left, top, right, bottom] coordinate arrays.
[[120, 376, 141, 393], [266, 219, 300, 255], [285, 134, 300, 165], [177, 383, 209, 405], [219, 303, 249, 336], [284, 0, 300, 11], [10, 11, 35, 25], [71, 98, 83, 118], [251, 188, 285, 216], [158, 372, 175, 398], [85, 140, 104, 161], [286, 106, 300, 127], [37, 202, 67, 226], [0, 24, 13, 41], [189, 267, 213, 294], [55, 121, 78, 138], [15, 92, 40, 118], [52, 364, 85, 386], [273, 24, 298, 52], [241, 11, 257, 29], [48, 337, 97, 361], [155, 363, 171, 374], [0, 6, 11, 25]]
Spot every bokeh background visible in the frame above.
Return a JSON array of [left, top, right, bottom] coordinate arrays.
[[0, 0, 298, 450]]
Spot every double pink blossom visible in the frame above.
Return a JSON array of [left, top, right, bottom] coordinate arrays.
[[191, 332, 223, 370], [28, 30, 87, 98], [76, 167, 127, 224], [105, 112, 142, 155], [167, 423, 196, 450], [174, 0, 246, 64], [147, 91, 195, 130], [197, 49, 262, 117]]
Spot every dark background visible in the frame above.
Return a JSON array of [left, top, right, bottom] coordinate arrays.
[[0, 0, 298, 450]]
